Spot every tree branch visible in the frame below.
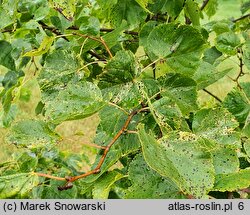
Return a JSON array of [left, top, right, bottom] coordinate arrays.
[[200, 0, 210, 11], [232, 13, 250, 23], [35, 107, 145, 190], [73, 32, 113, 58], [203, 89, 222, 102]]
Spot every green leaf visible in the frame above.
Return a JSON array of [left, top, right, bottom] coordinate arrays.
[[138, 125, 214, 198], [204, 0, 218, 18], [98, 50, 136, 88], [44, 81, 105, 124], [38, 50, 79, 99], [159, 73, 198, 115], [243, 39, 250, 70], [42, 178, 78, 198], [7, 120, 59, 148], [212, 147, 239, 175], [82, 20, 127, 53], [23, 35, 54, 57], [213, 169, 250, 192], [16, 152, 38, 172], [135, 0, 153, 13], [126, 154, 183, 198], [0, 105, 18, 128], [223, 84, 250, 124], [203, 46, 222, 65], [192, 108, 240, 146], [48, 0, 75, 21], [0, 40, 16, 70], [241, 1, 250, 14], [215, 32, 241, 55], [244, 140, 250, 158], [185, 0, 200, 26], [0, 173, 39, 198], [212, 22, 231, 35], [148, 0, 184, 17], [146, 24, 206, 76], [0, 7, 14, 29], [110, 0, 147, 28], [193, 61, 232, 90], [77, 16, 100, 36], [93, 170, 124, 199]]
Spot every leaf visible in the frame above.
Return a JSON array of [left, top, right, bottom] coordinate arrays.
[[135, 0, 153, 14], [77, 16, 100, 36], [98, 50, 136, 88], [202, 46, 222, 65], [48, 0, 75, 21], [42, 177, 78, 199], [193, 61, 232, 90], [146, 24, 206, 76], [23, 36, 54, 57], [110, 0, 147, 28], [185, 0, 201, 26], [0, 105, 18, 128], [0, 40, 16, 70], [223, 84, 250, 124], [126, 154, 183, 198], [38, 50, 79, 99], [44, 81, 105, 124], [82, 20, 127, 53], [213, 169, 250, 192], [0, 173, 39, 198], [244, 140, 250, 158], [212, 147, 239, 175], [148, 0, 185, 17], [204, 0, 218, 18], [16, 152, 38, 172], [92, 170, 124, 199], [138, 125, 214, 198], [192, 108, 240, 146], [215, 32, 241, 55], [243, 39, 250, 70], [241, 1, 250, 14], [159, 73, 198, 115], [7, 120, 59, 148], [0, 7, 14, 29]]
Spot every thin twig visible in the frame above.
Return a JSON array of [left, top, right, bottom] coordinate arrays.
[[73, 32, 113, 58], [87, 50, 106, 61], [203, 89, 222, 102], [108, 102, 129, 115], [100, 28, 139, 36], [36, 108, 144, 190], [57, 109, 142, 190], [35, 173, 66, 181], [141, 59, 161, 73], [200, 0, 210, 11], [232, 13, 250, 23], [77, 60, 106, 73]]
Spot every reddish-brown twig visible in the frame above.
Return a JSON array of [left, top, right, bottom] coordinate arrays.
[[35, 108, 145, 190], [72, 32, 113, 58]]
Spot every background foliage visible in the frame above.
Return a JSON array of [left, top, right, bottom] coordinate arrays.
[[0, 0, 250, 199]]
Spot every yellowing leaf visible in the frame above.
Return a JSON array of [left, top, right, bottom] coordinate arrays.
[[23, 36, 54, 57]]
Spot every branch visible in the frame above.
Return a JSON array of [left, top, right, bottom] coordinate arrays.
[[200, 0, 210, 11], [203, 89, 222, 102], [72, 32, 113, 58], [100, 28, 139, 36], [36, 107, 145, 190], [233, 13, 250, 23], [87, 50, 106, 61], [57, 108, 142, 190]]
